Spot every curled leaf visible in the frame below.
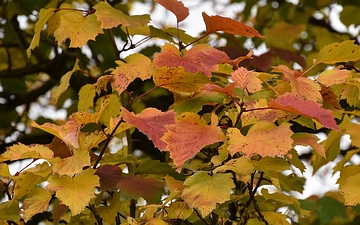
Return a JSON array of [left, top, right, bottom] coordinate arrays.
[[202, 12, 264, 39], [155, 0, 189, 23]]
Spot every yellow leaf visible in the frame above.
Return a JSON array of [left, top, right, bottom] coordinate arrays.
[[145, 218, 167, 225], [50, 58, 80, 105], [1, 143, 54, 162], [46, 168, 100, 215], [49, 4, 103, 47], [340, 173, 360, 206], [111, 54, 153, 94], [22, 188, 52, 222], [94, 2, 149, 29], [27, 8, 55, 56], [316, 40, 360, 64], [50, 147, 90, 176], [262, 212, 290, 225], [78, 84, 96, 111], [182, 172, 235, 216], [154, 66, 209, 92], [317, 67, 352, 86], [264, 21, 305, 49], [227, 122, 293, 158]]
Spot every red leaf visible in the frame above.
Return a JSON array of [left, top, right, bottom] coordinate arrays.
[[202, 12, 264, 39], [117, 175, 164, 203], [121, 107, 176, 150], [155, 0, 189, 23], [154, 43, 231, 77], [95, 165, 123, 191], [161, 113, 224, 167], [269, 92, 340, 131], [200, 83, 236, 95]]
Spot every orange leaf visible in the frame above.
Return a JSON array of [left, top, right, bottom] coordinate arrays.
[[154, 43, 231, 77], [317, 67, 352, 86], [273, 65, 322, 102], [161, 113, 224, 167], [121, 107, 176, 150], [202, 12, 264, 39], [268, 92, 340, 131], [292, 133, 326, 158], [155, 0, 189, 23], [227, 122, 293, 158], [231, 67, 262, 93], [200, 83, 236, 95]]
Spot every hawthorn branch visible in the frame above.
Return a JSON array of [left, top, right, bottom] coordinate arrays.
[[86, 204, 103, 225]]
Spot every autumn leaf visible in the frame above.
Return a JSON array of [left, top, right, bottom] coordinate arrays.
[[316, 40, 360, 65], [50, 58, 80, 105], [268, 92, 340, 131], [317, 67, 352, 86], [0, 202, 20, 222], [292, 133, 326, 158], [231, 67, 262, 93], [122, 107, 176, 150], [182, 171, 235, 216], [1, 143, 54, 162], [241, 99, 279, 127], [27, 8, 55, 56], [201, 82, 236, 96], [48, 3, 103, 47], [340, 173, 360, 206], [96, 165, 123, 191], [153, 43, 231, 77], [161, 113, 224, 167], [111, 54, 152, 94], [202, 12, 264, 39], [94, 2, 149, 29], [22, 188, 52, 222], [46, 168, 100, 215], [273, 65, 322, 102], [155, 0, 189, 23], [227, 121, 293, 158], [49, 147, 90, 176], [153, 66, 209, 92], [78, 84, 96, 111], [117, 175, 164, 203]]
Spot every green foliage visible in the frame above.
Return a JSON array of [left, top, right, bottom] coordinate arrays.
[[1, 0, 360, 224]]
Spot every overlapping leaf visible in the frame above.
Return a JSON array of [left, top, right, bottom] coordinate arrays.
[[94, 2, 149, 29], [22, 188, 52, 222], [292, 133, 326, 158], [268, 92, 340, 131], [227, 121, 293, 158], [162, 113, 224, 167], [154, 43, 231, 77], [1, 143, 53, 162], [273, 65, 322, 102], [122, 107, 176, 150], [231, 67, 262, 93], [317, 67, 352, 86], [46, 168, 99, 215], [117, 175, 164, 203], [182, 172, 234, 216], [202, 12, 264, 39], [47, 3, 103, 47], [153, 66, 209, 92]]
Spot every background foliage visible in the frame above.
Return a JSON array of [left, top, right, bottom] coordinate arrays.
[[1, 0, 360, 224]]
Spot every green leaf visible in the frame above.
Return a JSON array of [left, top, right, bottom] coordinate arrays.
[[46, 168, 99, 215], [78, 84, 96, 111], [182, 171, 235, 216], [316, 40, 360, 64], [50, 58, 80, 105], [171, 92, 225, 113], [27, 8, 55, 56], [0, 201, 21, 222]]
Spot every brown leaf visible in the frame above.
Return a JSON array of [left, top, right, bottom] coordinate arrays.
[[202, 12, 264, 39], [117, 175, 164, 203], [96, 165, 123, 191], [155, 0, 189, 23]]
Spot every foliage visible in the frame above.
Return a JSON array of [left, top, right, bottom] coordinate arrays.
[[1, 0, 360, 224]]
